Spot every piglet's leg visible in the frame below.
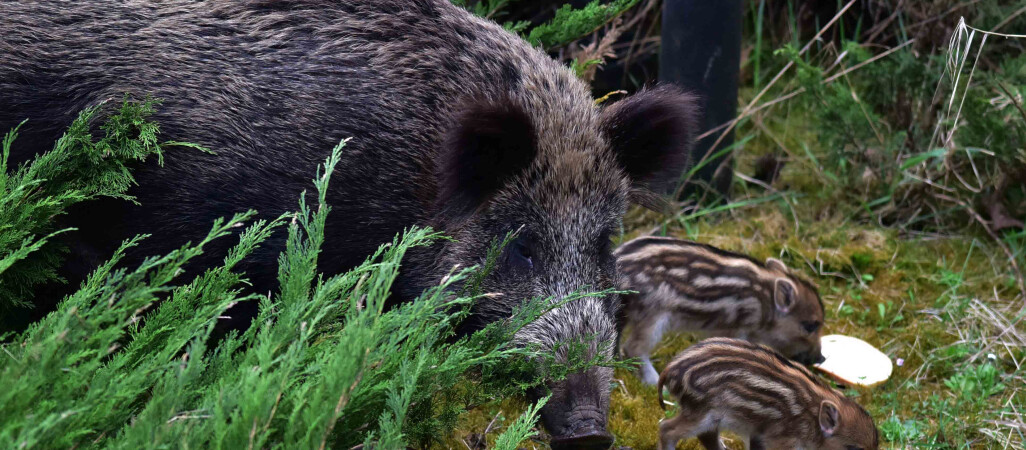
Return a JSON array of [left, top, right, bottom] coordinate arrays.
[[638, 356, 660, 385], [623, 311, 669, 385], [658, 412, 704, 450]]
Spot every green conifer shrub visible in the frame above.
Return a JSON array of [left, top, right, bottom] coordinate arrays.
[[1, 104, 617, 449], [0, 98, 198, 313], [452, 0, 639, 49]]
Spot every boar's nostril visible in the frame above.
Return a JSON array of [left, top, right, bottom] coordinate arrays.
[[815, 353, 826, 364], [550, 426, 614, 450]]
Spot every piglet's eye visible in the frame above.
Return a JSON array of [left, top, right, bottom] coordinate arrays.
[[802, 321, 822, 334]]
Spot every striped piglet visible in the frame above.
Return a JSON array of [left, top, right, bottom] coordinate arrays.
[[615, 236, 825, 384], [658, 338, 878, 450]]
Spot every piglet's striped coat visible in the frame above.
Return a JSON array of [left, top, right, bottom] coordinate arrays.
[[614, 236, 825, 384], [658, 338, 878, 450]]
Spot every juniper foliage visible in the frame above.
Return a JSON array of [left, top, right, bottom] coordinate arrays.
[[0, 106, 618, 448], [449, 0, 526, 33], [526, 0, 638, 48], [453, 0, 638, 49], [0, 98, 191, 312]]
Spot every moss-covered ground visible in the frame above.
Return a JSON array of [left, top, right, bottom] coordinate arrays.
[[607, 201, 1024, 449], [441, 130, 1024, 449]]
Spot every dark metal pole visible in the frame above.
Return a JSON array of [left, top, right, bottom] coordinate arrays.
[[660, 0, 743, 197]]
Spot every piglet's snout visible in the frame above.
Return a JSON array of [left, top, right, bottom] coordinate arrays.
[[794, 347, 826, 365]]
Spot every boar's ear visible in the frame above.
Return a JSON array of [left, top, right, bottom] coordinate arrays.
[[765, 257, 789, 273], [819, 400, 840, 437], [774, 278, 797, 314], [601, 85, 700, 195], [437, 99, 537, 215]]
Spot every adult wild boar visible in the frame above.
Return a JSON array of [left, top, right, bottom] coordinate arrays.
[[0, 1, 698, 447]]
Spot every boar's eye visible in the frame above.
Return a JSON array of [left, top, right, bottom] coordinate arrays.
[[507, 238, 534, 273], [802, 321, 822, 334]]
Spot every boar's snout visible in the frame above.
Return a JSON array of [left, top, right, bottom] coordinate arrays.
[[538, 368, 614, 450], [549, 427, 614, 450], [514, 294, 617, 449]]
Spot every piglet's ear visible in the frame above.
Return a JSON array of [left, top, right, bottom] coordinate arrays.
[[774, 278, 797, 314], [765, 257, 789, 273], [437, 99, 537, 215], [819, 400, 840, 437], [601, 84, 700, 195]]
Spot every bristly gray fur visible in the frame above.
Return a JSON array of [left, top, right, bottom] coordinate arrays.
[[1, 1, 700, 443]]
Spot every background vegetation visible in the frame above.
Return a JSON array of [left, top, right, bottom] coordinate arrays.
[[2, 1, 1023, 449], [450, 0, 1025, 448]]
